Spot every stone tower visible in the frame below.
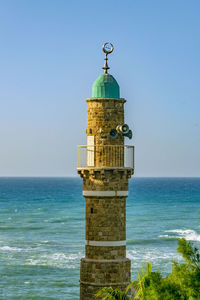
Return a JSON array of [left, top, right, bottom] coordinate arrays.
[[77, 43, 134, 300]]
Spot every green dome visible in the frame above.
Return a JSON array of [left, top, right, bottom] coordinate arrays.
[[92, 74, 120, 98]]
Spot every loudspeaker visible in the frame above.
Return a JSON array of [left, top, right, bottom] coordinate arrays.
[[116, 124, 129, 134], [126, 130, 132, 139], [110, 129, 118, 139]]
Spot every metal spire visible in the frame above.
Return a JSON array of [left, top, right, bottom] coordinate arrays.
[[102, 43, 114, 74]]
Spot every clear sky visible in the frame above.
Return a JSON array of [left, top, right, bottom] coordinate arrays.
[[0, 0, 200, 177]]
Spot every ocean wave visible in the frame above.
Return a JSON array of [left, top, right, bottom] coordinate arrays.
[[158, 234, 178, 241], [127, 248, 179, 263], [0, 226, 19, 230], [127, 238, 161, 245], [0, 225, 45, 231], [164, 229, 200, 242], [25, 252, 82, 269], [0, 245, 41, 252], [127, 235, 179, 245], [0, 246, 24, 252], [159, 235, 170, 238]]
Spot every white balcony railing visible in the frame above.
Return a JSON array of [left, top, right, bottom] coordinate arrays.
[[77, 145, 134, 169]]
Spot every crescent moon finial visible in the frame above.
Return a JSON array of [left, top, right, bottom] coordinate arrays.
[[102, 42, 114, 74]]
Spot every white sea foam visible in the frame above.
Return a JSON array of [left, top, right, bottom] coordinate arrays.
[[127, 248, 179, 263], [0, 246, 24, 252], [127, 247, 180, 277], [0, 245, 34, 252], [25, 252, 82, 269], [165, 229, 200, 242]]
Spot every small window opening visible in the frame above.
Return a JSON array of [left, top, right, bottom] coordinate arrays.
[[91, 208, 93, 214]]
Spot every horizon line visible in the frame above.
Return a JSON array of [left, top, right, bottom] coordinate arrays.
[[0, 176, 199, 179]]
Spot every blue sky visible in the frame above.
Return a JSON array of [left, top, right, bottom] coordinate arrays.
[[0, 0, 200, 176]]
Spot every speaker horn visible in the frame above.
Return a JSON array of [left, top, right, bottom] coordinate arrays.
[[116, 124, 129, 134], [110, 129, 118, 139], [126, 129, 132, 139]]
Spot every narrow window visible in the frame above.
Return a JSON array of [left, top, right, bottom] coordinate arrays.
[[91, 207, 93, 214]]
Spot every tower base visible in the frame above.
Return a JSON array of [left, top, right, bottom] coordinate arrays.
[[80, 258, 131, 300]]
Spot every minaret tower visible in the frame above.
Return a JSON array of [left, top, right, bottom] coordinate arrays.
[[77, 43, 134, 300]]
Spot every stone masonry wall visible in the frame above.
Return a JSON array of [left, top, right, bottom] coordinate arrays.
[[79, 169, 132, 299], [79, 168, 132, 191], [80, 258, 131, 300], [86, 98, 126, 168], [78, 97, 133, 300], [86, 98, 125, 146], [80, 258, 131, 284], [86, 245, 126, 260], [85, 197, 126, 241]]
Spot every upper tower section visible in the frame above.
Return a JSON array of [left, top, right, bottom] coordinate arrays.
[[77, 43, 134, 170]]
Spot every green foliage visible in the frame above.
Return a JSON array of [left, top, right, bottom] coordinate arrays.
[[177, 238, 200, 268], [95, 286, 131, 300], [96, 238, 200, 300]]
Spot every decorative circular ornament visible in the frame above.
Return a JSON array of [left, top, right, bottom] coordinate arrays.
[[103, 42, 114, 54]]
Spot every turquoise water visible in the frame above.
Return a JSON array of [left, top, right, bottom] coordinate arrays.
[[0, 177, 199, 299]]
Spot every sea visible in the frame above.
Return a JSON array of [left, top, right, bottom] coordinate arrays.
[[0, 177, 199, 299]]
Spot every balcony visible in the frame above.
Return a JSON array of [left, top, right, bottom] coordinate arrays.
[[77, 145, 134, 169]]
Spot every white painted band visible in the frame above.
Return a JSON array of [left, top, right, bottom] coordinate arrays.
[[117, 191, 129, 196], [86, 240, 126, 246], [83, 190, 128, 197]]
